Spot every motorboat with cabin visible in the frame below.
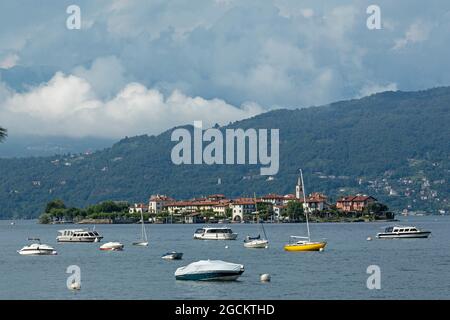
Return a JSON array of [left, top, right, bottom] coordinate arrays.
[[56, 228, 103, 242], [193, 226, 238, 240], [175, 260, 244, 281], [377, 226, 431, 239], [17, 238, 57, 256]]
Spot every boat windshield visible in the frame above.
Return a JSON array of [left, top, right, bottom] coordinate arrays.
[[195, 229, 205, 234], [207, 229, 232, 233], [385, 227, 394, 233]]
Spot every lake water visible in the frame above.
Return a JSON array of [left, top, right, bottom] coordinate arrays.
[[1, 216, 449, 300]]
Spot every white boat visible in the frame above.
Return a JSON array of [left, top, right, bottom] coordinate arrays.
[[284, 170, 327, 252], [175, 260, 244, 281], [162, 251, 183, 260], [193, 227, 238, 240], [57, 228, 103, 243], [377, 226, 431, 239], [132, 211, 149, 246], [244, 236, 269, 248], [100, 242, 124, 251], [17, 238, 57, 256], [244, 193, 269, 249]]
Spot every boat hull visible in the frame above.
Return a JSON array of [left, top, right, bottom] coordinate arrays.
[[100, 246, 123, 251], [132, 241, 149, 246], [244, 239, 269, 248], [377, 231, 431, 239], [194, 233, 238, 240], [284, 242, 327, 252], [100, 242, 124, 251], [57, 237, 103, 243], [175, 270, 244, 281], [18, 249, 57, 256], [162, 252, 183, 260]]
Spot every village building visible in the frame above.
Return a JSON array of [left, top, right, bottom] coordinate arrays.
[[230, 198, 256, 222], [148, 194, 174, 214], [336, 195, 377, 212], [129, 203, 149, 214], [304, 192, 329, 212]]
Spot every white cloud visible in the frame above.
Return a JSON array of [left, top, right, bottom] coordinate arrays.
[[393, 21, 432, 50], [0, 72, 265, 138], [72, 56, 129, 99], [359, 82, 398, 97], [0, 53, 20, 69]]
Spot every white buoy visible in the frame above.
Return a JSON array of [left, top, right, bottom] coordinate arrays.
[[367, 237, 372, 241], [225, 245, 229, 249], [319, 248, 324, 252], [260, 274, 271, 282], [69, 281, 81, 291], [265, 245, 269, 249]]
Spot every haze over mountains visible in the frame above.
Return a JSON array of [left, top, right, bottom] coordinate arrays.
[[0, 86, 449, 218]]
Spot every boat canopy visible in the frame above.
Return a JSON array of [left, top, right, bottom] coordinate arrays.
[[175, 260, 243, 276]]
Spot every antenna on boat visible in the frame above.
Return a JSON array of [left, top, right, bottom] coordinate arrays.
[[300, 169, 311, 242]]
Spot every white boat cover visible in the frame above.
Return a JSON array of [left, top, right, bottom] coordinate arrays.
[[175, 260, 243, 276]]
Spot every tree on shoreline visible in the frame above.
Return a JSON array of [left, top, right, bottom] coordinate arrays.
[[0, 127, 7, 142]]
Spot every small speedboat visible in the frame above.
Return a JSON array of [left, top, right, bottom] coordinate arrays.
[[162, 251, 183, 260], [377, 226, 431, 239], [243, 235, 269, 248], [17, 238, 57, 256], [100, 242, 124, 251], [175, 260, 244, 281]]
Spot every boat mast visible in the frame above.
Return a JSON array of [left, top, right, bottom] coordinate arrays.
[[254, 192, 268, 240], [140, 210, 147, 241], [300, 169, 311, 242]]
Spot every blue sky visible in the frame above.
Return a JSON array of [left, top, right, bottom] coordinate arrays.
[[0, 0, 449, 138]]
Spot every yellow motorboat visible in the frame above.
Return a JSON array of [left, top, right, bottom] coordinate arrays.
[[284, 238, 327, 252]]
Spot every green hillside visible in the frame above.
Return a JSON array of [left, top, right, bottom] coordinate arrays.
[[1, 87, 449, 218]]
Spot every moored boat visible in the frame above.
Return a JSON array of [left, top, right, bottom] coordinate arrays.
[[162, 251, 183, 260], [132, 211, 149, 246], [243, 193, 269, 249], [57, 229, 103, 243], [284, 237, 327, 251], [175, 260, 244, 281], [17, 238, 57, 256], [284, 169, 327, 252], [244, 235, 269, 248], [193, 227, 238, 240], [377, 226, 431, 239], [100, 242, 124, 251]]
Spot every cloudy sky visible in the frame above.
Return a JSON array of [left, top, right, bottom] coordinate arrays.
[[0, 0, 449, 138]]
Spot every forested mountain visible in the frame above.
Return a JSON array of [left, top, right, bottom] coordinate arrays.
[[1, 87, 449, 218]]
